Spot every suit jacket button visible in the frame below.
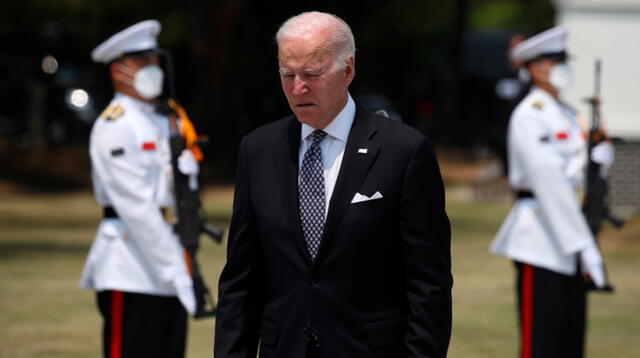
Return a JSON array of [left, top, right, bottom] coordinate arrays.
[[310, 280, 318, 287]]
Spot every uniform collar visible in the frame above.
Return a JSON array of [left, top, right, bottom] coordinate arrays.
[[530, 86, 558, 104], [301, 93, 355, 143], [115, 92, 157, 114]]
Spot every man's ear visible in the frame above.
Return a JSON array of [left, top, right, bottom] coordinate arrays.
[[527, 63, 538, 78], [344, 55, 355, 86], [528, 61, 549, 83], [110, 62, 123, 82]]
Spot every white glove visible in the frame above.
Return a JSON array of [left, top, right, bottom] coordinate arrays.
[[591, 141, 614, 178], [580, 242, 605, 288], [174, 274, 196, 315], [177, 149, 199, 190]]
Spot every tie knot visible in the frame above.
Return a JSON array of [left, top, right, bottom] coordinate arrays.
[[310, 130, 327, 145]]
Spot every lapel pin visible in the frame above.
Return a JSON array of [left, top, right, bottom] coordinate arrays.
[[358, 148, 368, 154]]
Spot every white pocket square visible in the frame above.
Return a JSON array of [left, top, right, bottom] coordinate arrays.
[[351, 191, 383, 204]]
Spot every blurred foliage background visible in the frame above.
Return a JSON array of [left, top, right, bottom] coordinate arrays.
[[0, 0, 554, 186], [3, 2, 640, 357]]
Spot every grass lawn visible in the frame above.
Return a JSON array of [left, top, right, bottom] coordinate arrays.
[[0, 187, 638, 357]]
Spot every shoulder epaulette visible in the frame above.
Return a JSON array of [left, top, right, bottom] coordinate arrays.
[[100, 105, 125, 121], [531, 101, 544, 111]]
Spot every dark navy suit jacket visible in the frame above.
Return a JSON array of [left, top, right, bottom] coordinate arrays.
[[215, 105, 452, 358]]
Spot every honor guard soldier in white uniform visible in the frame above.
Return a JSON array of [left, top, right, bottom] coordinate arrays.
[[80, 20, 200, 358], [490, 27, 614, 358]]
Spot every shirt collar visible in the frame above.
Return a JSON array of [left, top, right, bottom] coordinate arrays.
[[301, 93, 356, 143]]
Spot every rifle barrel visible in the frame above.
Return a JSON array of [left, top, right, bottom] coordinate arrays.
[[202, 222, 224, 243]]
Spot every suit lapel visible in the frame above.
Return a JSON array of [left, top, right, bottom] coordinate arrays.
[[271, 118, 313, 264], [313, 107, 380, 269]]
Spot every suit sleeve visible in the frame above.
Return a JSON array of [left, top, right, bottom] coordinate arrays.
[[510, 114, 594, 254], [400, 138, 452, 358], [215, 137, 264, 358]]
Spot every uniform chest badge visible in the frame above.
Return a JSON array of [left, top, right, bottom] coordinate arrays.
[[111, 148, 125, 157], [555, 131, 569, 140], [142, 142, 157, 151]]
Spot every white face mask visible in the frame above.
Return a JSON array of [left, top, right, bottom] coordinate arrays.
[[549, 63, 572, 90], [119, 64, 164, 100]]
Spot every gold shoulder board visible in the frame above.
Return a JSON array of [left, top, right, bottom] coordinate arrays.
[[531, 101, 544, 110], [100, 105, 125, 121]]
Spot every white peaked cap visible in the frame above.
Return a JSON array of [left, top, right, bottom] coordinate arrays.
[[511, 26, 568, 63], [91, 19, 162, 64]]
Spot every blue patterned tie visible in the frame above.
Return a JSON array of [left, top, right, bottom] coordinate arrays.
[[299, 130, 328, 260]]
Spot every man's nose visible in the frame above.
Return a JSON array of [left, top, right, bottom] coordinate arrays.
[[292, 76, 308, 96]]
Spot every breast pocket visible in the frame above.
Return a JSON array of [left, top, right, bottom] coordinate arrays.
[[139, 147, 163, 166], [137, 147, 166, 184], [347, 190, 387, 214], [365, 318, 406, 349], [551, 128, 580, 155]]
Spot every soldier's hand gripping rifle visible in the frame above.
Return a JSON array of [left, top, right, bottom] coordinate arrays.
[[161, 51, 223, 318], [582, 59, 623, 292], [167, 99, 223, 317]]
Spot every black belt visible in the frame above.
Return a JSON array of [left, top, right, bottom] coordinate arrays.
[[103, 207, 118, 218], [516, 191, 534, 199], [103, 206, 167, 219]]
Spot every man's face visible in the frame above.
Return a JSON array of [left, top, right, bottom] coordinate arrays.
[[110, 54, 161, 101], [528, 58, 557, 85], [278, 31, 355, 129]]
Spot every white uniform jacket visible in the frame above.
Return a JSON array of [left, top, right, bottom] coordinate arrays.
[[490, 87, 596, 275], [80, 93, 193, 296]]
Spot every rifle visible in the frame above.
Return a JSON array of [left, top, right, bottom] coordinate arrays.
[[161, 51, 224, 318], [582, 59, 623, 292]]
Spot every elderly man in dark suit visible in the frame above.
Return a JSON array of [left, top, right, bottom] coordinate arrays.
[[214, 11, 452, 358]]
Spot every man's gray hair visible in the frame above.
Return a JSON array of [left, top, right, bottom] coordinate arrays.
[[275, 11, 355, 69]]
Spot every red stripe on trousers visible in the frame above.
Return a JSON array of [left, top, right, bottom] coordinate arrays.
[[110, 291, 124, 358], [521, 264, 534, 358]]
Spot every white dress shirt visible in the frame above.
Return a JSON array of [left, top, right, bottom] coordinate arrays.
[[299, 93, 356, 216]]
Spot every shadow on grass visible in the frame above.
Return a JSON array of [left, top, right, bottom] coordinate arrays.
[[0, 217, 229, 232], [0, 241, 90, 259], [0, 217, 100, 231]]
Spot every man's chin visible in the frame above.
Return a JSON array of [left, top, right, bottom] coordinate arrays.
[[293, 110, 319, 126], [295, 115, 317, 126]]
